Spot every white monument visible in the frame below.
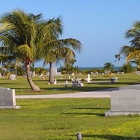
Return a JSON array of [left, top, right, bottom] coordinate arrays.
[[87, 74, 91, 82]]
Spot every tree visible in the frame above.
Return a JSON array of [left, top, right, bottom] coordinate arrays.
[[43, 31, 82, 84], [115, 54, 122, 68], [126, 50, 140, 69], [120, 21, 140, 68], [104, 62, 114, 71], [0, 9, 62, 91], [120, 62, 134, 73]]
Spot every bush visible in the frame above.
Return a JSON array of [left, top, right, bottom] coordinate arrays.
[[120, 63, 134, 73]]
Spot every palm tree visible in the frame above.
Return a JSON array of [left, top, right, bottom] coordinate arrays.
[[114, 54, 122, 70], [120, 21, 140, 68], [42, 16, 82, 84], [126, 50, 140, 69], [104, 62, 114, 71], [43, 45, 81, 84], [0, 9, 62, 91]]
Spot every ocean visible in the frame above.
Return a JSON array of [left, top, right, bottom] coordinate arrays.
[[78, 66, 120, 71]]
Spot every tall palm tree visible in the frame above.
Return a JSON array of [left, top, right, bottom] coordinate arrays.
[[115, 54, 122, 68], [126, 50, 140, 68], [0, 9, 62, 91], [42, 16, 82, 84], [120, 21, 140, 68], [43, 45, 81, 84]]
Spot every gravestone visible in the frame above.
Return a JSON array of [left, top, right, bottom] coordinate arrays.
[[135, 71, 140, 75], [0, 73, 2, 78], [0, 88, 20, 109], [46, 67, 61, 76], [9, 74, 16, 80], [110, 77, 118, 83], [105, 89, 140, 116]]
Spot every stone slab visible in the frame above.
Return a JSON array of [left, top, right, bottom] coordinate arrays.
[[0, 106, 21, 109], [105, 89, 140, 116], [0, 88, 16, 106], [111, 89, 140, 112], [105, 111, 140, 116], [0, 88, 20, 109]]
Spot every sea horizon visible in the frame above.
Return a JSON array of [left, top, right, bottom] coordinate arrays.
[[78, 66, 120, 71]]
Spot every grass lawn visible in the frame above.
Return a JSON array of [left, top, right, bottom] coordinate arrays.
[[0, 72, 139, 95], [0, 98, 140, 140], [0, 73, 140, 139]]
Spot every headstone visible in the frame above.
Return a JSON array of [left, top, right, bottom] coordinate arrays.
[[0, 88, 20, 109], [77, 132, 82, 140], [104, 71, 110, 74], [39, 73, 43, 77], [105, 89, 140, 116], [54, 79, 57, 84], [135, 71, 140, 75], [66, 80, 68, 84], [110, 77, 118, 83], [0, 73, 2, 78], [46, 67, 61, 76], [9, 74, 16, 80]]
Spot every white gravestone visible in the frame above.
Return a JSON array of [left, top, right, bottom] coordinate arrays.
[[87, 74, 91, 82], [105, 89, 140, 116], [0, 73, 2, 78], [9, 74, 16, 80]]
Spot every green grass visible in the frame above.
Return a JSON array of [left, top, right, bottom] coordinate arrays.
[[0, 98, 140, 140], [0, 72, 140, 95], [0, 73, 140, 139]]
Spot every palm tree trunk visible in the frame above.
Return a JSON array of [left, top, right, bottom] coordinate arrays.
[[49, 62, 54, 84], [25, 63, 40, 92]]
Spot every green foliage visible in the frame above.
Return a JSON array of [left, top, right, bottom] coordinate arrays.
[[35, 67, 47, 75], [104, 62, 114, 71], [60, 65, 80, 74], [120, 63, 134, 73]]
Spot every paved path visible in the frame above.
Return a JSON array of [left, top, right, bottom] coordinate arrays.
[[16, 88, 118, 99], [15, 84, 140, 99]]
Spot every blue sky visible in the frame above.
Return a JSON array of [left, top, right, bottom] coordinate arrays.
[[0, 0, 140, 68]]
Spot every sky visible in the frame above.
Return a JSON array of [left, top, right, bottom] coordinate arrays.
[[0, 0, 140, 68]]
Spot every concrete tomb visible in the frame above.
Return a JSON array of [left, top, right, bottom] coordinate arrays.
[[0, 88, 20, 109], [105, 89, 140, 116]]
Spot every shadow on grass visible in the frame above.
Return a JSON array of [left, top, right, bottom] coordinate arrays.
[[72, 107, 109, 110], [81, 134, 140, 140], [63, 112, 105, 116]]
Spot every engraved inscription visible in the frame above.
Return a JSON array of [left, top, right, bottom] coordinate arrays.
[[118, 97, 136, 101]]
